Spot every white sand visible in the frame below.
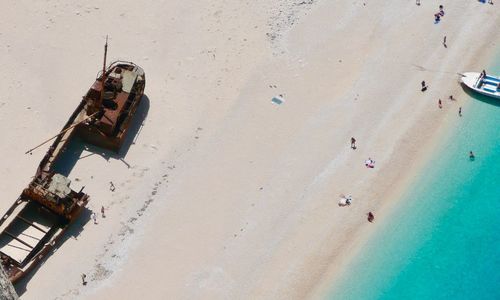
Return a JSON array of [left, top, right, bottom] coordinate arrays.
[[0, 0, 498, 299]]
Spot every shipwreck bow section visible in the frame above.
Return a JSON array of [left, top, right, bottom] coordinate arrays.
[[79, 61, 146, 152]]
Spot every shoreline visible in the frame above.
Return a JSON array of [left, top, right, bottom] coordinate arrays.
[[321, 54, 500, 299], [282, 1, 500, 297], [308, 50, 500, 299]]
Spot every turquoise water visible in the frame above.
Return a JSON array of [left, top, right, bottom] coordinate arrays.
[[329, 59, 500, 300]]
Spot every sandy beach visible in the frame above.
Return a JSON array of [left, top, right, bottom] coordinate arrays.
[[0, 0, 498, 299]]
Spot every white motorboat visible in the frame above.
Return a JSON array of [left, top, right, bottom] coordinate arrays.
[[461, 72, 500, 99]]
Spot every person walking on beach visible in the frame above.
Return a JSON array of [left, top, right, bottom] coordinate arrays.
[[109, 181, 116, 192], [459, 107, 462, 117], [101, 206, 106, 218], [81, 273, 87, 285], [434, 13, 441, 23], [92, 212, 97, 224], [443, 36, 447, 48], [421, 81, 428, 92], [438, 99, 442, 109], [350, 137, 357, 149]]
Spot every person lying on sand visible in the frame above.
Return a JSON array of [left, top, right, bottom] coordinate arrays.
[[338, 194, 352, 207], [365, 158, 375, 168]]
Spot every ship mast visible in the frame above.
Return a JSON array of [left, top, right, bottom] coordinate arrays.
[[94, 35, 108, 113], [102, 35, 108, 81]]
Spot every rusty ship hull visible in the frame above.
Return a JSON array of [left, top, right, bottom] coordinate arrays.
[[78, 61, 146, 152], [0, 54, 145, 283]]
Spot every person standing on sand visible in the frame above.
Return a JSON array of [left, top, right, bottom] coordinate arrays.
[[416, 0, 420, 5], [367, 212, 375, 223], [92, 212, 97, 224], [459, 107, 462, 117], [438, 99, 442, 109], [81, 273, 87, 285], [109, 181, 116, 192], [443, 36, 447, 48], [351, 137, 357, 149], [101, 206, 106, 218], [421, 81, 427, 92], [434, 13, 441, 23]]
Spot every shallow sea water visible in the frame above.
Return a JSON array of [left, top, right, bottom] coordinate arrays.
[[328, 58, 500, 300]]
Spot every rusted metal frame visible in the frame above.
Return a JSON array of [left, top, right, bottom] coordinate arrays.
[[14, 216, 47, 234], [2, 231, 34, 249], [19, 232, 41, 241], [92, 125, 110, 138], [101, 112, 114, 124]]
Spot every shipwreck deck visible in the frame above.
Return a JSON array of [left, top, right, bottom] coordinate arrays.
[[0, 200, 62, 266]]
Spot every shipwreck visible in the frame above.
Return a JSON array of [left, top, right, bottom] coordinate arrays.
[[0, 38, 145, 283]]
